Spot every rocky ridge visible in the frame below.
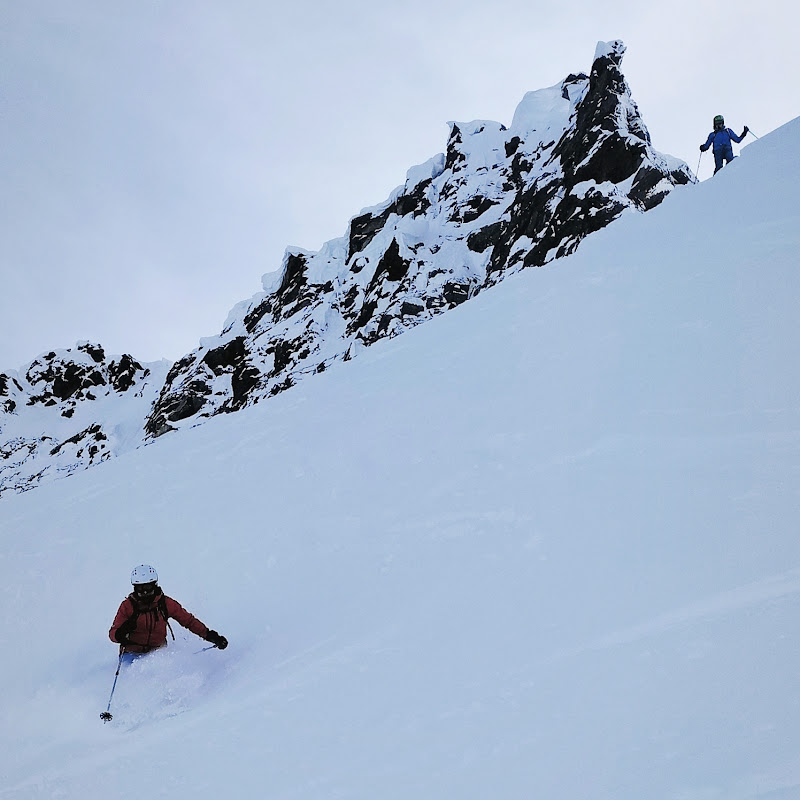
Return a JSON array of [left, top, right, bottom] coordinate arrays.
[[0, 344, 168, 496], [143, 40, 691, 437], [1, 40, 692, 498]]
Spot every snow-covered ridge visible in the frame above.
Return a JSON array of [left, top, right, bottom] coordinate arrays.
[[0, 344, 169, 496], [143, 40, 690, 438], [0, 40, 691, 497]]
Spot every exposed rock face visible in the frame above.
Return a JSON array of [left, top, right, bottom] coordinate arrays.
[[0, 344, 168, 497], [144, 39, 690, 437], [2, 40, 692, 497]]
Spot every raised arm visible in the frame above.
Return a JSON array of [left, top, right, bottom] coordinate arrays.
[[164, 596, 210, 639]]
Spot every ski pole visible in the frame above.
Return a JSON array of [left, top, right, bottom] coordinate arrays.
[[194, 644, 219, 654], [695, 150, 704, 182], [100, 651, 125, 722], [747, 129, 759, 139]]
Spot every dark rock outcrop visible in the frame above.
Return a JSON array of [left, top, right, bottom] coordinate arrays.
[[1, 344, 167, 497]]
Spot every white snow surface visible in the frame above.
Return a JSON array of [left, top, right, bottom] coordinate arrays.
[[510, 83, 574, 141], [1, 117, 799, 799], [594, 39, 626, 62]]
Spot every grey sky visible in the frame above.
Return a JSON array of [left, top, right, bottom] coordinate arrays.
[[1, 0, 797, 371]]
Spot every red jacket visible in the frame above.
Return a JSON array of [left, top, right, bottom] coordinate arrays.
[[109, 590, 209, 653]]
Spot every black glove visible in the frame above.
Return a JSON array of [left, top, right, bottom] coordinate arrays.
[[699, 145, 705, 152], [115, 617, 136, 644], [742, 126, 749, 136], [206, 630, 228, 650]]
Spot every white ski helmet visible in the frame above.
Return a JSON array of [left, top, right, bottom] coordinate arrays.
[[131, 564, 158, 585]]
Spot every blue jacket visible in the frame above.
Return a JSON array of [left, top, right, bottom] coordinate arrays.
[[701, 128, 744, 153]]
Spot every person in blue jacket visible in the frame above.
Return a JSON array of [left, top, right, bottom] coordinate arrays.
[[700, 115, 749, 174]]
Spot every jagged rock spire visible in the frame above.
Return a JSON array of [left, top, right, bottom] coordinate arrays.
[[144, 40, 690, 438]]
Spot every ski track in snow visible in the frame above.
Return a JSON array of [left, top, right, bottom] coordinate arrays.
[[549, 568, 800, 662]]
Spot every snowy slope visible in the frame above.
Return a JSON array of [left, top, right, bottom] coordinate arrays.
[[0, 117, 798, 799], [0, 40, 690, 500]]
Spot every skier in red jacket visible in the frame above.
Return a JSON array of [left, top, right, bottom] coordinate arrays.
[[109, 565, 227, 659]]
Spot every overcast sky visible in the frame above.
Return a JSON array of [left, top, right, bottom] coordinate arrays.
[[1, 0, 797, 372]]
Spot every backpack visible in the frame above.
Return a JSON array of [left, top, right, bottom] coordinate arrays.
[[126, 593, 176, 641]]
